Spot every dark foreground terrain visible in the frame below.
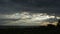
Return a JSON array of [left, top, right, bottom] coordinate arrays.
[[0, 20, 60, 34], [0, 25, 60, 34]]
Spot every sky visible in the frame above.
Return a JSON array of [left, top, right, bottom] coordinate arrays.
[[0, 0, 60, 14], [0, 0, 60, 26]]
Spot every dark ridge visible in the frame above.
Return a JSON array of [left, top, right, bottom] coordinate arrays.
[[0, 20, 60, 33], [0, 25, 59, 34], [0, 25, 59, 33], [57, 19, 60, 27]]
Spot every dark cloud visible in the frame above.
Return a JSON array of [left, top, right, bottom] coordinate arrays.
[[0, 19, 20, 25], [0, 0, 59, 26], [0, 0, 59, 14]]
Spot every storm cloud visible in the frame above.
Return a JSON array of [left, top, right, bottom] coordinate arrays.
[[0, 0, 59, 14], [0, 0, 60, 26]]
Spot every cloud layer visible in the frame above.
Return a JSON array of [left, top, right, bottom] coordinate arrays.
[[0, 0, 60, 26], [0, 12, 59, 26]]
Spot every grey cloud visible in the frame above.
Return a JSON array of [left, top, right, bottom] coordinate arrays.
[[0, 0, 59, 15], [0, 6, 60, 15], [0, 19, 20, 25], [0, 0, 60, 26], [0, 12, 59, 26]]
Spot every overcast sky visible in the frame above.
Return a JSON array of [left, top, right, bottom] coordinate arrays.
[[0, 0, 60, 25], [0, 0, 60, 14]]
